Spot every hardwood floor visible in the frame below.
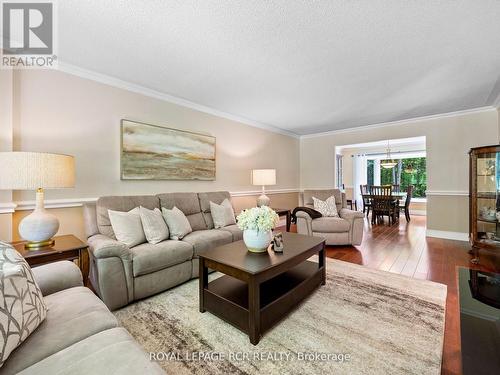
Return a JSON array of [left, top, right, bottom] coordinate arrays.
[[288, 215, 499, 375]]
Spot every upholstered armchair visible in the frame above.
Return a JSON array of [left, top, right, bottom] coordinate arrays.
[[296, 189, 364, 246]]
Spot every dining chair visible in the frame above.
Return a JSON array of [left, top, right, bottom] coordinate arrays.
[[370, 186, 397, 225], [399, 185, 414, 222], [360, 184, 371, 216]]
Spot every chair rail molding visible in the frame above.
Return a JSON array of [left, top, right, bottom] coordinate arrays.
[[10, 189, 300, 211], [425, 190, 468, 196], [0, 202, 17, 214]]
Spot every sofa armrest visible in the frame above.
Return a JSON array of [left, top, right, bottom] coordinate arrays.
[[339, 208, 365, 246], [87, 234, 133, 310], [296, 211, 313, 236], [339, 208, 364, 221], [87, 234, 131, 260], [32, 261, 83, 296]]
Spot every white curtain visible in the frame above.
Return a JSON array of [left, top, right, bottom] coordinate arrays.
[[352, 154, 367, 208]]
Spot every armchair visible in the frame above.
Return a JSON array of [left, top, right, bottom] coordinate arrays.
[[296, 189, 364, 245]]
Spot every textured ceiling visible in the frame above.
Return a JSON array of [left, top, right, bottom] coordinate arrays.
[[58, 1, 500, 135]]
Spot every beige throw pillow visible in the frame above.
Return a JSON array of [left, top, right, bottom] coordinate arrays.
[[139, 207, 169, 244], [162, 206, 192, 240], [0, 242, 48, 368], [108, 207, 146, 247], [313, 196, 339, 217], [209, 199, 236, 229]]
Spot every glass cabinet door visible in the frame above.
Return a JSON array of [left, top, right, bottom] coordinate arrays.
[[476, 151, 500, 244]]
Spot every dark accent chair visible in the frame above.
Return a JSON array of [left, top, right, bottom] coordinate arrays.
[[399, 185, 414, 222], [370, 186, 398, 225]]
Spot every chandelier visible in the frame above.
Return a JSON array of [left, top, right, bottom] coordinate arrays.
[[381, 140, 397, 169]]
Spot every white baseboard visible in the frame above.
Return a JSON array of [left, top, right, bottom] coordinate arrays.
[[409, 209, 426, 216], [426, 229, 468, 242]]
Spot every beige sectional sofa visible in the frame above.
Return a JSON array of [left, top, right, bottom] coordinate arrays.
[[296, 189, 364, 246], [2, 260, 164, 375], [83, 191, 242, 310]]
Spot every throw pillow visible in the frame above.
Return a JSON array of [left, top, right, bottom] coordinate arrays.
[[0, 242, 48, 368], [108, 207, 146, 247], [209, 199, 236, 229], [139, 207, 169, 244], [162, 206, 193, 240], [312, 196, 339, 217]]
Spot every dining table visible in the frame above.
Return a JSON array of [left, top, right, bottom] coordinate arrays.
[[362, 192, 407, 202], [361, 192, 407, 223]]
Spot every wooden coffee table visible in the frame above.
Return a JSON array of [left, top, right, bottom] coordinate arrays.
[[198, 232, 326, 345]]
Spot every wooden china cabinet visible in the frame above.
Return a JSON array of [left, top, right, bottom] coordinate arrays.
[[469, 144, 500, 263]]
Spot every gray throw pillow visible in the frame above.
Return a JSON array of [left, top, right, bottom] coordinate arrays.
[[210, 199, 236, 228], [108, 207, 146, 247], [162, 206, 192, 240], [139, 207, 169, 244], [0, 242, 48, 368]]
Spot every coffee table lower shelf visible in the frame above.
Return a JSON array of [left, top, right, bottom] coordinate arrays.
[[201, 260, 323, 344]]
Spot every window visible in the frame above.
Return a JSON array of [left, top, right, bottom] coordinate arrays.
[[336, 154, 343, 188], [369, 157, 426, 198], [367, 160, 374, 186]]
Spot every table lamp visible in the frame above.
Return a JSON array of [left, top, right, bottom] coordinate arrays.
[[251, 169, 276, 207], [0, 152, 75, 249]]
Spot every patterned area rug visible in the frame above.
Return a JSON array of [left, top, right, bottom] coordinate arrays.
[[114, 259, 447, 375]]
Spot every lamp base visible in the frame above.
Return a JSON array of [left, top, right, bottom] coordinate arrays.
[[18, 189, 60, 249], [257, 194, 270, 207], [24, 239, 55, 250]]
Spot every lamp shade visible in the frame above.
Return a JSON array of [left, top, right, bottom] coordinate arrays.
[[251, 169, 276, 186], [0, 152, 75, 190]]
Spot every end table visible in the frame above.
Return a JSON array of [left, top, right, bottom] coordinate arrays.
[[11, 234, 90, 286], [272, 208, 292, 232]]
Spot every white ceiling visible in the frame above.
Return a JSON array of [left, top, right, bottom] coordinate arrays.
[[58, 1, 500, 136]]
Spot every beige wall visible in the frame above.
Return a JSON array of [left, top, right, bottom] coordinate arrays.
[[13, 70, 299, 200], [0, 70, 14, 241], [2, 69, 300, 241], [301, 109, 499, 234]]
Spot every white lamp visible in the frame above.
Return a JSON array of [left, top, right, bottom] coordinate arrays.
[[0, 152, 75, 249], [251, 169, 276, 207]]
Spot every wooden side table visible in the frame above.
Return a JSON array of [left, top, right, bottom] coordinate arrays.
[[272, 208, 292, 232], [11, 234, 89, 286]]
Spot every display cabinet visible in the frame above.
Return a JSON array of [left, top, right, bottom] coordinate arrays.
[[469, 144, 500, 263]]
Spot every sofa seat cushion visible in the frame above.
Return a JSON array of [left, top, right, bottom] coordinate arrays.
[[182, 229, 232, 257], [18, 328, 165, 375], [311, 217, 351, 233], [130, 240, 194, 277], [220, 224, 243, 241], [2, 287, 118, 375]]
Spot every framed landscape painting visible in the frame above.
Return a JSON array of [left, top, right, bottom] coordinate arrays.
[[120, 120, 216, 180]]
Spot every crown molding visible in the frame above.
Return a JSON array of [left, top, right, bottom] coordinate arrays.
[[57, 62, 300, 139], [300, 106, 497, 139]]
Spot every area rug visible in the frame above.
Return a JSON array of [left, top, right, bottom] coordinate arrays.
[[114, 259, 447, 375]]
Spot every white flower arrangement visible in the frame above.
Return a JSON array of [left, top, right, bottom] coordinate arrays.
[[236, 206, 280, 232]]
